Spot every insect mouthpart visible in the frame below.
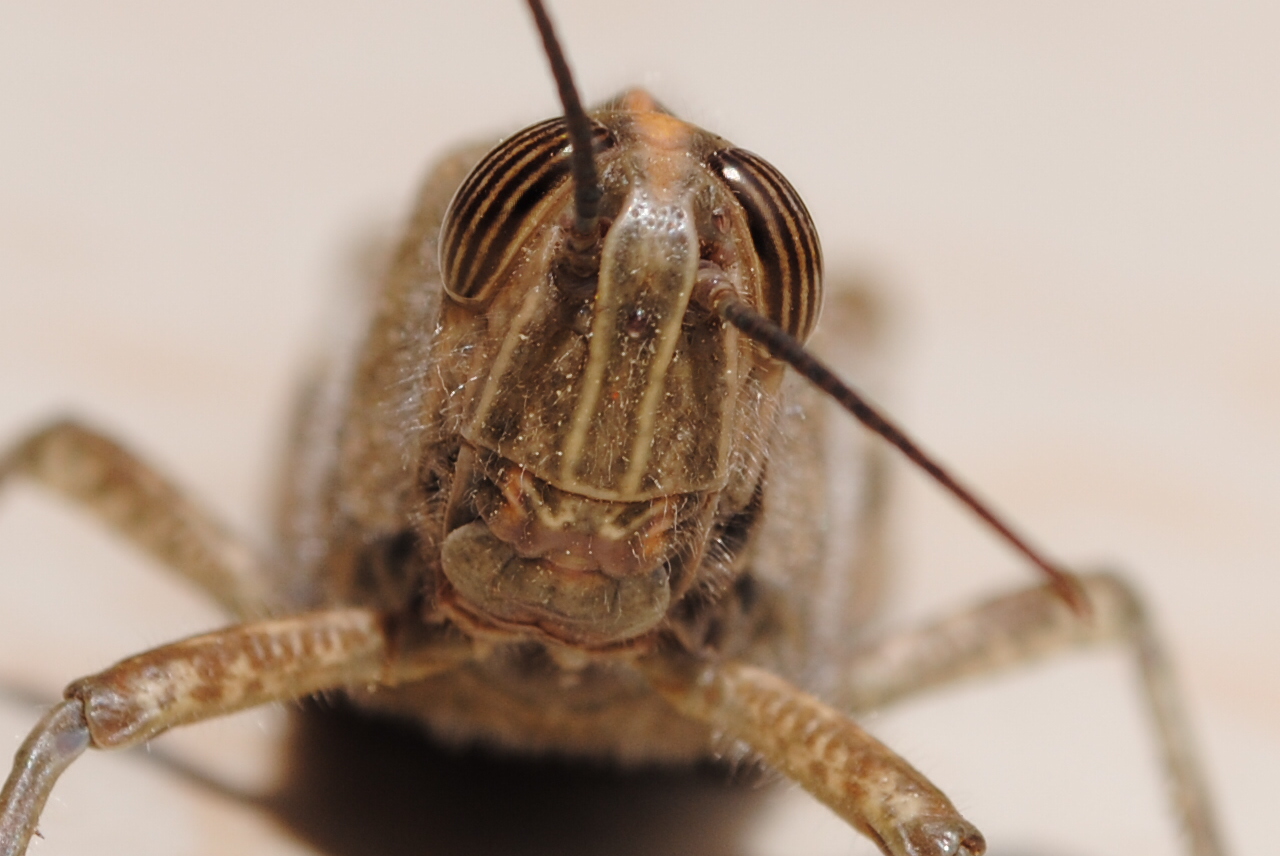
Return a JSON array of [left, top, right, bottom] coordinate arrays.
[[437, 447, 715, 648]]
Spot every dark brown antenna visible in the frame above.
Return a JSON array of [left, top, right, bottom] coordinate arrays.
[[525, 0, 602, 243], [695, 276, 1089, 615], [525, 0, 1087, 616]]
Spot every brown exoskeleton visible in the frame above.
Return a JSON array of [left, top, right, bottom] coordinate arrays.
[[0, 2, 1230, 855]]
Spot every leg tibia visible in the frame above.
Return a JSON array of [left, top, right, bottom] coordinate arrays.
[[66, 609, 392, 748], [842, 572, 1225, 856], [0, 419, 270, 616], [644, 657, 985, 856], [0, 701, 89, 856], [0, 609, 469, 856]]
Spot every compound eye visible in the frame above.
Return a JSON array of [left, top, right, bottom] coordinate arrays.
[[440, 119, 613, 305], [707, 148, 823, 342]]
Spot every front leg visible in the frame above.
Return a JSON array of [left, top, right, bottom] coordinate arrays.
[[0, 609, 468, 856], [641, 655, 985, 856]]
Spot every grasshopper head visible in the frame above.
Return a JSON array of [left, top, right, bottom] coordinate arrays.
[[430, 92, 821, 648]]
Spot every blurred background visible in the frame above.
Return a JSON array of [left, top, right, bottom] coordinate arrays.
[[0, 2, 1275, 854]]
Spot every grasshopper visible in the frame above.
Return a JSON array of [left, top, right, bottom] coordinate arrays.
[[0, 2, 1240, 854]]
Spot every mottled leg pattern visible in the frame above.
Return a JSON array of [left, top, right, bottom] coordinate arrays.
[[0, 608, 468, 856], [642, 657, 986, 856], [840, 572, 1224, 856], [0, 419, 270, 616]]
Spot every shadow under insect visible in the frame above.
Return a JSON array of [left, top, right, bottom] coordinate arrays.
[[264, 704, 773, 856]]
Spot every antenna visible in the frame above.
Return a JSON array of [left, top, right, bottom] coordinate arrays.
[[525, 0, 1087, 615], [694, 275, 1089, 615], [525, 0, 602, 246]]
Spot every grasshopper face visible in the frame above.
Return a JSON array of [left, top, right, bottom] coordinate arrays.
[[428, 91, 821, 647]]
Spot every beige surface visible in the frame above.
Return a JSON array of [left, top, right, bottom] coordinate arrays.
[[0, 2, 1275, 855]]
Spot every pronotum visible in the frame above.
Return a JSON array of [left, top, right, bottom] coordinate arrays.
[[0, 2, 1270, 855]]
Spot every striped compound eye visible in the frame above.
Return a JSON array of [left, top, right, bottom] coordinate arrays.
[[707, 148, 823, 342], [440, 119, 572, 304], [439, 119, 612, 304]]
